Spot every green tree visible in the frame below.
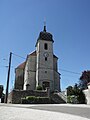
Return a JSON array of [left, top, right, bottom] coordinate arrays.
[[67, 84, 85, 104], [79, 70, 90, 90], [66, 86, 74, 96]]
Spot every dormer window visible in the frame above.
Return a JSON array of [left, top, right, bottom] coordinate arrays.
[[44, 43, 48, 50]]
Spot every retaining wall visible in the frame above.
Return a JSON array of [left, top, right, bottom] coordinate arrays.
[[8, 89, 48, 104]]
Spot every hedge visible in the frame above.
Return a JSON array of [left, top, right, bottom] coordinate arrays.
[[21, 96, 51, 104]]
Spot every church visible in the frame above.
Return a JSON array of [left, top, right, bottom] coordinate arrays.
[[14, 25, 61, 92]]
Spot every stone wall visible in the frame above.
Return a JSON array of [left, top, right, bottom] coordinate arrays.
[[8, 89, 48, 104], [54, 71, 60, 91], [83, 85, 90, 105], [14, 68, 24, 90], [24, 54, 36, 90]]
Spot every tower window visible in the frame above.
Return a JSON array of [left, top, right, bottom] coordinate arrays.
[[45, 71, 47, 73], [44, 43, 48, 50], [45, 57, 47, 61]]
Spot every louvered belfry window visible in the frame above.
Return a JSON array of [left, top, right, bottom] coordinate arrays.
[[44, 43, 48, 50]]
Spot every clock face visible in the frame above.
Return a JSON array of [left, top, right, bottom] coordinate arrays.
[[43, 52, 49, 57]]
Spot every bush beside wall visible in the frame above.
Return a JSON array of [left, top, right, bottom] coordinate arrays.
[[21, 96, 51, 104]]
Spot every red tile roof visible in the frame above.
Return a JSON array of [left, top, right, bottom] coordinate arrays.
[[16, 62, 26, 69], [28, 51, 36, 57], [16, 51, 36, 69]]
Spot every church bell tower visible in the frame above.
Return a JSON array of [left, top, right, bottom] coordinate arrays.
[[35, 25, 55, 91]]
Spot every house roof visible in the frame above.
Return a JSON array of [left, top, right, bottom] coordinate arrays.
[[87, 82, 90, 86]]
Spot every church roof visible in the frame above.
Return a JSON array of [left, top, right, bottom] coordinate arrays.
[[53, 54, 58, 59], [16, 52, 57, 70], [28, 51, 57, 59], [36, 25, 54, 47], [16, 62, 26, 69], [28, 51, 36, 56], [38, 31, 54, 42]]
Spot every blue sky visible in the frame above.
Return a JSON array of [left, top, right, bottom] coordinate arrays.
[[0, 0, 90, 92]]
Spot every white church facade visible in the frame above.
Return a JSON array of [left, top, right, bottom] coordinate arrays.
[[14, 25, 61, 92]]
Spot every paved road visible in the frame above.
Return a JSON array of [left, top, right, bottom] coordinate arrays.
[[0, 104, 90, 120], [30, 104, 90, 119]]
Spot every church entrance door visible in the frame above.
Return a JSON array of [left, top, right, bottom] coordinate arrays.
[[42, 81, 50, 90]]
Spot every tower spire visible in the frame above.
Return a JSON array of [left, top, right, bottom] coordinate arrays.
[[43, 21, 46, 32]]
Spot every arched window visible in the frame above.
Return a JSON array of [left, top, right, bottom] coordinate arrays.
[[44, 43, 48, 50], [26, 84, 30, 90]]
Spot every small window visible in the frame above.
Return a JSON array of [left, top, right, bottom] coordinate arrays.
[[45, 57, 47, 61], [45, 71, 47, 73], [26, 84, 30, 90], [44, 43, 48, 50]]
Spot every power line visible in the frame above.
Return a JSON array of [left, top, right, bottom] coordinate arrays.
[[12, 52, 26, 59], [59, 69, 80, 75], [0, 65, 9, 69], [11, 52, 81, 75]]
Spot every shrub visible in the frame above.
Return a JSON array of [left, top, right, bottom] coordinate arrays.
[[26, 96, 35, 100], [21, 98, 28, 104], [21, 96, 50, 104], [67, 96, 72, 103], [36, 85, 43, 90], [67, 95, 79, 104]]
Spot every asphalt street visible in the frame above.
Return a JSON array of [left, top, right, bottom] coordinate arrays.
[[0, 104, 90, 120], [29, 104, 90, 119]]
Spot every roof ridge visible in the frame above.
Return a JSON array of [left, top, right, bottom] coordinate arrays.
[[16, 61, 26, 69], [28, 50, 36, 56]]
